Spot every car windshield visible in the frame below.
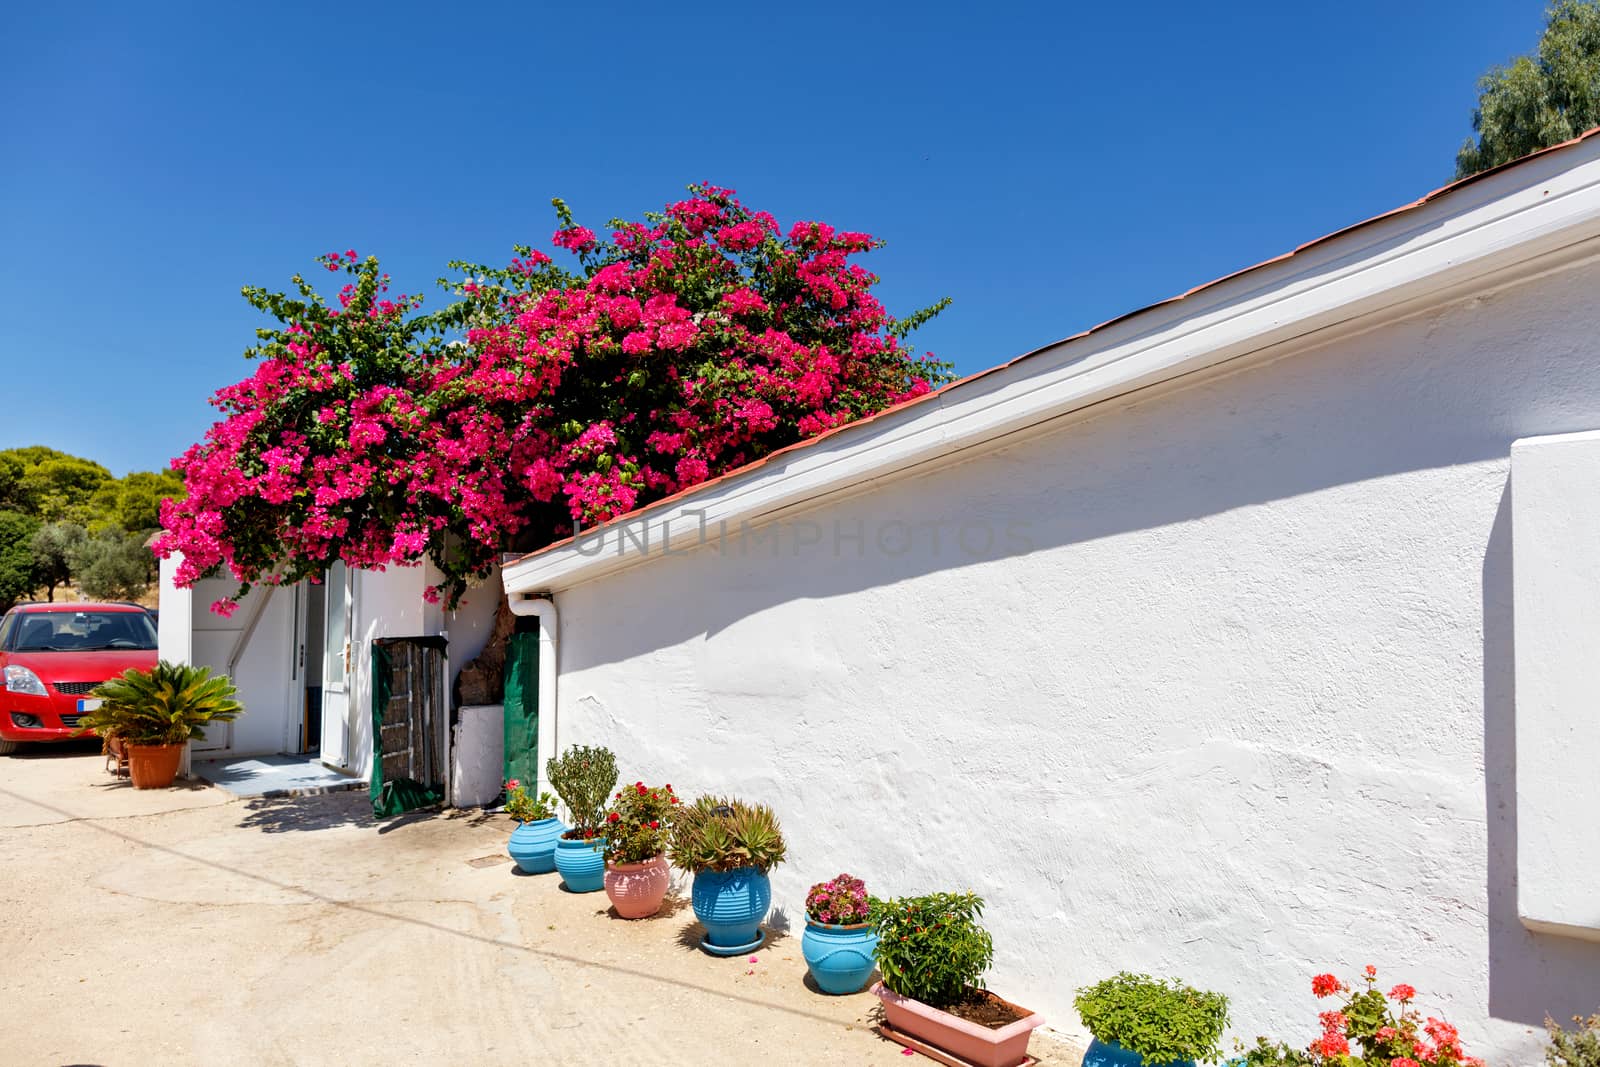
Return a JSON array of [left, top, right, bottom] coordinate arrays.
[[9, 612, 158, 652]]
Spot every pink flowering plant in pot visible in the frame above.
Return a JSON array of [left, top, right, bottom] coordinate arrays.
[[801, 874, 878, 995], [1235, 966, 1483, 1067], [600, 782, 678, 919], [154, 185, 952, 614]]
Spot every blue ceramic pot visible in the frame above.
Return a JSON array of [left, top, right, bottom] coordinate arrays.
[[801, 920, 878, 994], [1083, 1038, 1194, 1067], [554, 835, 607, 892], [691, 867, 771, 954], [507, 817, 564, 874]]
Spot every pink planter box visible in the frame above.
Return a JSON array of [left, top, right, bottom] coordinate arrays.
[[872, 983, 1043, 1067]]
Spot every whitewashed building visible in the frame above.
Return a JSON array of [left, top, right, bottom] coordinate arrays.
[[501, 131, 1600, 1060], [157, 559, 502, 798]]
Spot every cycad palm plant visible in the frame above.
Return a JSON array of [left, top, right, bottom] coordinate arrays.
[[75, 661, 244, 746]]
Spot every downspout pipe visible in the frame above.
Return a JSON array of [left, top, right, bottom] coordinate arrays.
[[507, 593, 558, 800]]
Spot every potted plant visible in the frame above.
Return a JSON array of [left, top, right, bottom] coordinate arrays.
[[600, 781, 678, 918], [1235, 966, 1481, 1067], [545, 744, 617, 893], [870, 891, 1043, 1067], [74, 661, 243, 790], [667, 795, 786, 955], [1075, 972, 1229, 1067], [800, 873, 878, 995], [504, 778, 563, 874]]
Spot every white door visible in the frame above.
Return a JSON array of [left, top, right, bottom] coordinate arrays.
[[320, 563, 353, 768]]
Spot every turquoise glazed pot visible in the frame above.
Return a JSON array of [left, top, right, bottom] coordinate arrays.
[[507, 817, 564, 874], [554, 835, 607, 893], [801, 920, 878, 994], [1084, 1038, 1194, 1067], [691, 867, 771, 954]]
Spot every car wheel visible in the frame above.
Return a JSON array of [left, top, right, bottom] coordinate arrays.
[[0, 739, 19, 756]]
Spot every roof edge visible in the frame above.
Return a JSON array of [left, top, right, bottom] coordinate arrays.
[[505, 126, 1600, 595]]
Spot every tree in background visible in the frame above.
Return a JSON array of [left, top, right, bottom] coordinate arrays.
[[0, 511, 43, 611], [10, 447, 111, 524], [1457, 0, 1600, 177], [157, 184, 953, 612], [85, 470, 186, 533], [0, 454, 27, 512], [29, 523, 86, 602], [0, 447, 181, 603], [67, 526, 154, 602]]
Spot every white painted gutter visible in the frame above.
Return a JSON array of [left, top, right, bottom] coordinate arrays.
[[504, 132, 1600, 597], [507, 593, 559, 799]]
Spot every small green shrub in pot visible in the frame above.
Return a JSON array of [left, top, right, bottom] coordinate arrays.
[[1074, 972, 1230, 1067], [544, 744, 617, 838], [869, 891, 1045, 1066], [870, 891, 994, 1008], [503, 780, 557, 823], [1546, 1011, 1600, 1067]]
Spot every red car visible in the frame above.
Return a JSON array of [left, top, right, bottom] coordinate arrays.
[[0, 603, 159, 755]]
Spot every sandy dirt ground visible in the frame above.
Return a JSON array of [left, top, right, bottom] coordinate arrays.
[[0, 745, 1075, 1066]]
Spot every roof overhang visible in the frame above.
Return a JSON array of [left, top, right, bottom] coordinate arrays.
[[505, 131, 1600, 596]]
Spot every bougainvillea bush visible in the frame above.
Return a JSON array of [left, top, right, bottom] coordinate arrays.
[[1236, 967, 1483, 1067], [155, 185, 952, 611]]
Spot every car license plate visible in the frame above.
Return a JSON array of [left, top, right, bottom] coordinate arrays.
[[76, 698, 102, 712]]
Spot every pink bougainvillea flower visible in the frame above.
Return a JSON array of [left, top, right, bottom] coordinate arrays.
[[158, 183, 952, 609]]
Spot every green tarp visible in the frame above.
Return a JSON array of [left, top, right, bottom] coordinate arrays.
[[502, 626, 540, 788]]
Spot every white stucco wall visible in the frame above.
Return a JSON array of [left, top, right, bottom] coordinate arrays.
[[344, 564, 501, 782], [546, 256, 1600, 1061], [157, 560, 298, 756]]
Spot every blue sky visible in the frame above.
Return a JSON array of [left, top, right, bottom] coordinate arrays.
[[0, 1, 1546, 475]]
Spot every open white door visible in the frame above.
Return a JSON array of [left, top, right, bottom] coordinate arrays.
[[320, 563, 353, 768]]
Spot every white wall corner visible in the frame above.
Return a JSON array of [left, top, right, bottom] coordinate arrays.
[[1510, 429, 1600, 941]]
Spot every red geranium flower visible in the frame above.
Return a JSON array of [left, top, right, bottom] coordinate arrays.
[[1389, 983, 1416, 1001], [1311, 973, 1341, 997]]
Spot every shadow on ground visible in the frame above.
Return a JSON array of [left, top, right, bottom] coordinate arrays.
[[235, 790, 507, 836]]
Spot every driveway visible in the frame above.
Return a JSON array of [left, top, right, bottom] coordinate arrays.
[[0, 749, 1070, 1066]]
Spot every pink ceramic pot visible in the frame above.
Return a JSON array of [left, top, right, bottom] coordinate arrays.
[[872, 982, 1043, 1067], [603, 854, 670, 918]]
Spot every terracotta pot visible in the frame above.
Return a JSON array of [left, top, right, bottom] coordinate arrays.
[[126, 742, 185, 790], [872, 982, 1043, 1067], [603, 854, 671, 918]]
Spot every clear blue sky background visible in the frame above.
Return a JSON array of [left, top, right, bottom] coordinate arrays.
[[0, 0, 1548, 475]]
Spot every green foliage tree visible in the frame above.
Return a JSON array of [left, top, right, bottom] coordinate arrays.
[[68, 525, 153, 601], [0, 454, 28, 512], [1457, 0, 1600, 177], [85, 470, 185, 533], [29, 522, 86, 602], [0, 510, 43, 611], [0, 446, 111, 524]]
